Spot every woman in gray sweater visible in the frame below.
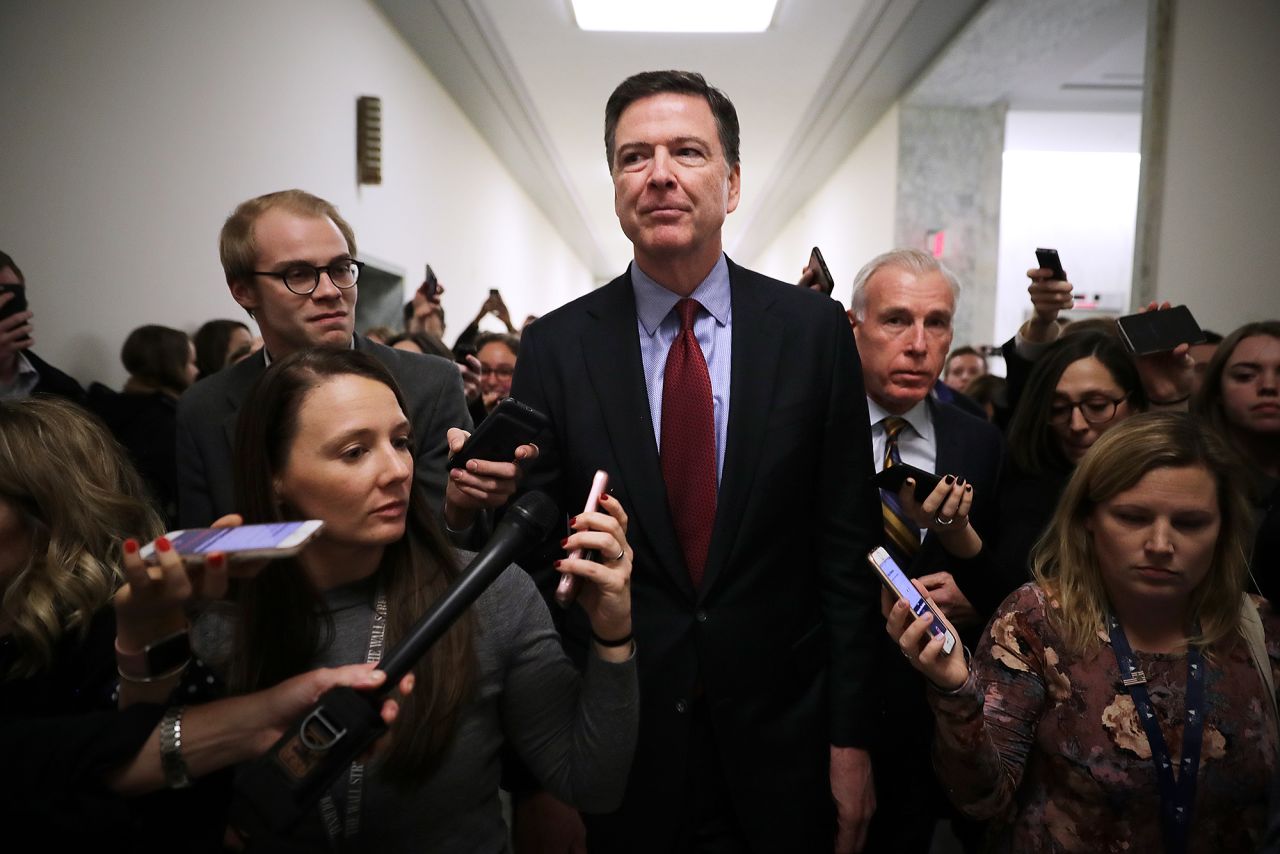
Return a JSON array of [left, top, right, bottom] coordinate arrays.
[[117, 348, 639, 851]]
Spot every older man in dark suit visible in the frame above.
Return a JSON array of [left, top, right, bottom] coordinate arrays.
[[846, 248, 1004, 853], [176, 189, 522, 530], [511, 71, 881, 853]]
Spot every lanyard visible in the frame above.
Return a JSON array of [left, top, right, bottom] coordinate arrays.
[[1106, 614, 1206, 854], [319, 588, 388, 847]]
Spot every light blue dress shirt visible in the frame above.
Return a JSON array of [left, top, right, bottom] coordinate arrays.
[[631, 255, 732, 485]]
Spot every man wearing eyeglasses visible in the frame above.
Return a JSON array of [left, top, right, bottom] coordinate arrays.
[[846, 248, 1004, 853], [175, 189, 524, 532]]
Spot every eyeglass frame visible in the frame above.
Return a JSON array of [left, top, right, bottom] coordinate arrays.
[[251, 260, 365, 296], [1047, 392, 1131, 426]]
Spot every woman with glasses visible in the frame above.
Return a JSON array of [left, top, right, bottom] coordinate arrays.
[[987, 332, 1149, 598], [884, 412, 1278, 851], [1193, 321, 1280, 603], [475, 331, 519, 419]]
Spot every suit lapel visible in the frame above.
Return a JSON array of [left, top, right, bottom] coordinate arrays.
[[220, 350, 268, 449], [581, 274, 696, 600], [699, 261, 784, 598]]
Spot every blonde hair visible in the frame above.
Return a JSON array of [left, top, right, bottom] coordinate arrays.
[[218, 189, 357, 287], [0, 398, 163, 678], [1030, 412, 1252, 654]]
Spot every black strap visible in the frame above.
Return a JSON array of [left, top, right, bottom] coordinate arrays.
[[1106, 614, 1206, 854]]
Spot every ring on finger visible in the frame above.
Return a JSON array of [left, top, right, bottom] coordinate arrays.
[[609, 546, 625, 562], [934, 514, 956, 526]]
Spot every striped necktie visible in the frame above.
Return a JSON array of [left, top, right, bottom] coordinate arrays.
[[880, 416, 921, 566]]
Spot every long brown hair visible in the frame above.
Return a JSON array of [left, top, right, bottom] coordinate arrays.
[[0, 398, 162, 678], [1192, 320, 1280, 445], [232, 348, 475, 783], [1031, 412, 1253, 654]]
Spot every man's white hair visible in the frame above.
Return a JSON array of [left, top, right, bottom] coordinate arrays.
[[848, 249, 961, 321]]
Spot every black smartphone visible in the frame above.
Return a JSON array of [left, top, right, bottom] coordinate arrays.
[[808, 246, 835, 295], [420, 265, 439, 300], [0, 284, 28, 325], [1116, 305, 1206, 355], [871, 462, 943, 503], [448, 397, 549, 469], [1034, 248, 1067, 281]]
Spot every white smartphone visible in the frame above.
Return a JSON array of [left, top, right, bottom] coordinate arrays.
[[556, 470, 609, 607], [139, 520, 325, 563], [868, 546, 956, 655]]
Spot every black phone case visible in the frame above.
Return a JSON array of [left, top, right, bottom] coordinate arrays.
[[0, 284, 28, 323], [871, 463, 942, 503], [1116, 305, 1206, 355], [1035, 248, 1067, 281], [448, 398, 549, 469]]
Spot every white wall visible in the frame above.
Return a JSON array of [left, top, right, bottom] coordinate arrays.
[[748, 105, 899, 310], [1138, 0, 1280, 329], [994, 111, 1142, 342], [0, 0, 594, 388]]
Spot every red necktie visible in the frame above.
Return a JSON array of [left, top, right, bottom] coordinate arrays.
[[661, 298, 717, 588]]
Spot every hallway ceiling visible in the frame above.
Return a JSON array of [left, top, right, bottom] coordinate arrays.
[[374, 0, 1145, 281]]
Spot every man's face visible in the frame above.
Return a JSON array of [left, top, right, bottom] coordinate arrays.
[[611, 93, 740, 272], [229, 208, 356, 358], [851, 266, 954, 414]]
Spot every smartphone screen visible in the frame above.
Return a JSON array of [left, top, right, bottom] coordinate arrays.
[[868, 547, 955, 654], [142, 521, 323, 561], [1116, 305, 1206, 355]]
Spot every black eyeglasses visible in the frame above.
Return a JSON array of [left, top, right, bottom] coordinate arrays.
[[252, 260, 364, 296], [1048, 394, 1129, 425]]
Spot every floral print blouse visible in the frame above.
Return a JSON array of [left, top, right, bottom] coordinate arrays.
[[929, 583, 1279, 852]]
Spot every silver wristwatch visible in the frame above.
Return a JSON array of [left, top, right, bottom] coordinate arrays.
[[159, 705, 192, 789]]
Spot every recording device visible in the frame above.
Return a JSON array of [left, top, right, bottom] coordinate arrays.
[[1034, 248, 1067, 281], [871, 463, 943, 504], [0, 284, 28, 328], [420, 265, 439, 300], [807, 246, 835, 295], [1116, 305, 1206, 355], [867, 547, 956, 655], [556, 470, 609, 607], [234, 491, 559, 832], [448, 397, 549, 469], [138, 521, 325, 564]]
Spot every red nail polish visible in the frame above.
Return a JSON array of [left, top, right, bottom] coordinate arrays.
[[560, 538, 569, 548], [123, 538, 139, 554], [554, 560, 563, 568], [208, 552, 225, 568], [599, 493, 609, 503], [568, 516, 577, 527], [155, 536, 172, 553]]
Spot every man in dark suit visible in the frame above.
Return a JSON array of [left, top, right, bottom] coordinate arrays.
[[0, 250, 86, 405], [511, 71, 880, 853], [176, 189, 521, 530], [846, 249, 1004, 853]]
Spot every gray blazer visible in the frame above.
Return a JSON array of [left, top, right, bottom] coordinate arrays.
[[175, 336, 471, 528]]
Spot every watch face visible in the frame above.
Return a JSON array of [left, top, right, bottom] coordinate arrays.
[[148, 632, 192, 674]]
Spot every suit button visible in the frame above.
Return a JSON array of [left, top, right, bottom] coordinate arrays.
[[675, 699, 688, 714], [695, 610, 708, 623]]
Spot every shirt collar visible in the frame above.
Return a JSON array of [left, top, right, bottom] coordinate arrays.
[[867, 395, 934, 443], [261, 335, 356, 367], [632, 254, 731, 336]]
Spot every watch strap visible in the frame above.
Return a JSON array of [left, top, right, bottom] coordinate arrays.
[[160, 705, 193, 789]]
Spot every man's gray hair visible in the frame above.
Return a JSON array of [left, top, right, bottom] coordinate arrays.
[[848, 249, 961, 321]]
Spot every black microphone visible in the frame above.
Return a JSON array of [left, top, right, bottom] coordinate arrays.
[[233, 491, 559, 832]]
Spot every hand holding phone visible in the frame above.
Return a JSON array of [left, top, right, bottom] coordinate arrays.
[[870, 547, 956, 655], [871, 462, 942, 504], [799, 246, 835, 294], [557, 470, 609, 607], [419, 265, 439, 301], [448, 398, 548, 470], [1116, 304, 1205, 355], [0, 284, 32, 347]]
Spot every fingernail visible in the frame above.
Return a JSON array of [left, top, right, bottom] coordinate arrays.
[[560, 538, 569, 548], [568, 516, 577, 527], [554, 560, 563, 568], [965, 484, 973, 492], [599, 494, 609, 503], [156, 536, 172, 553], [944, 475, 955, 484], [957, 477, 966, 486], [123, 538, 139, 554], [208, 552, 225, 569]]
